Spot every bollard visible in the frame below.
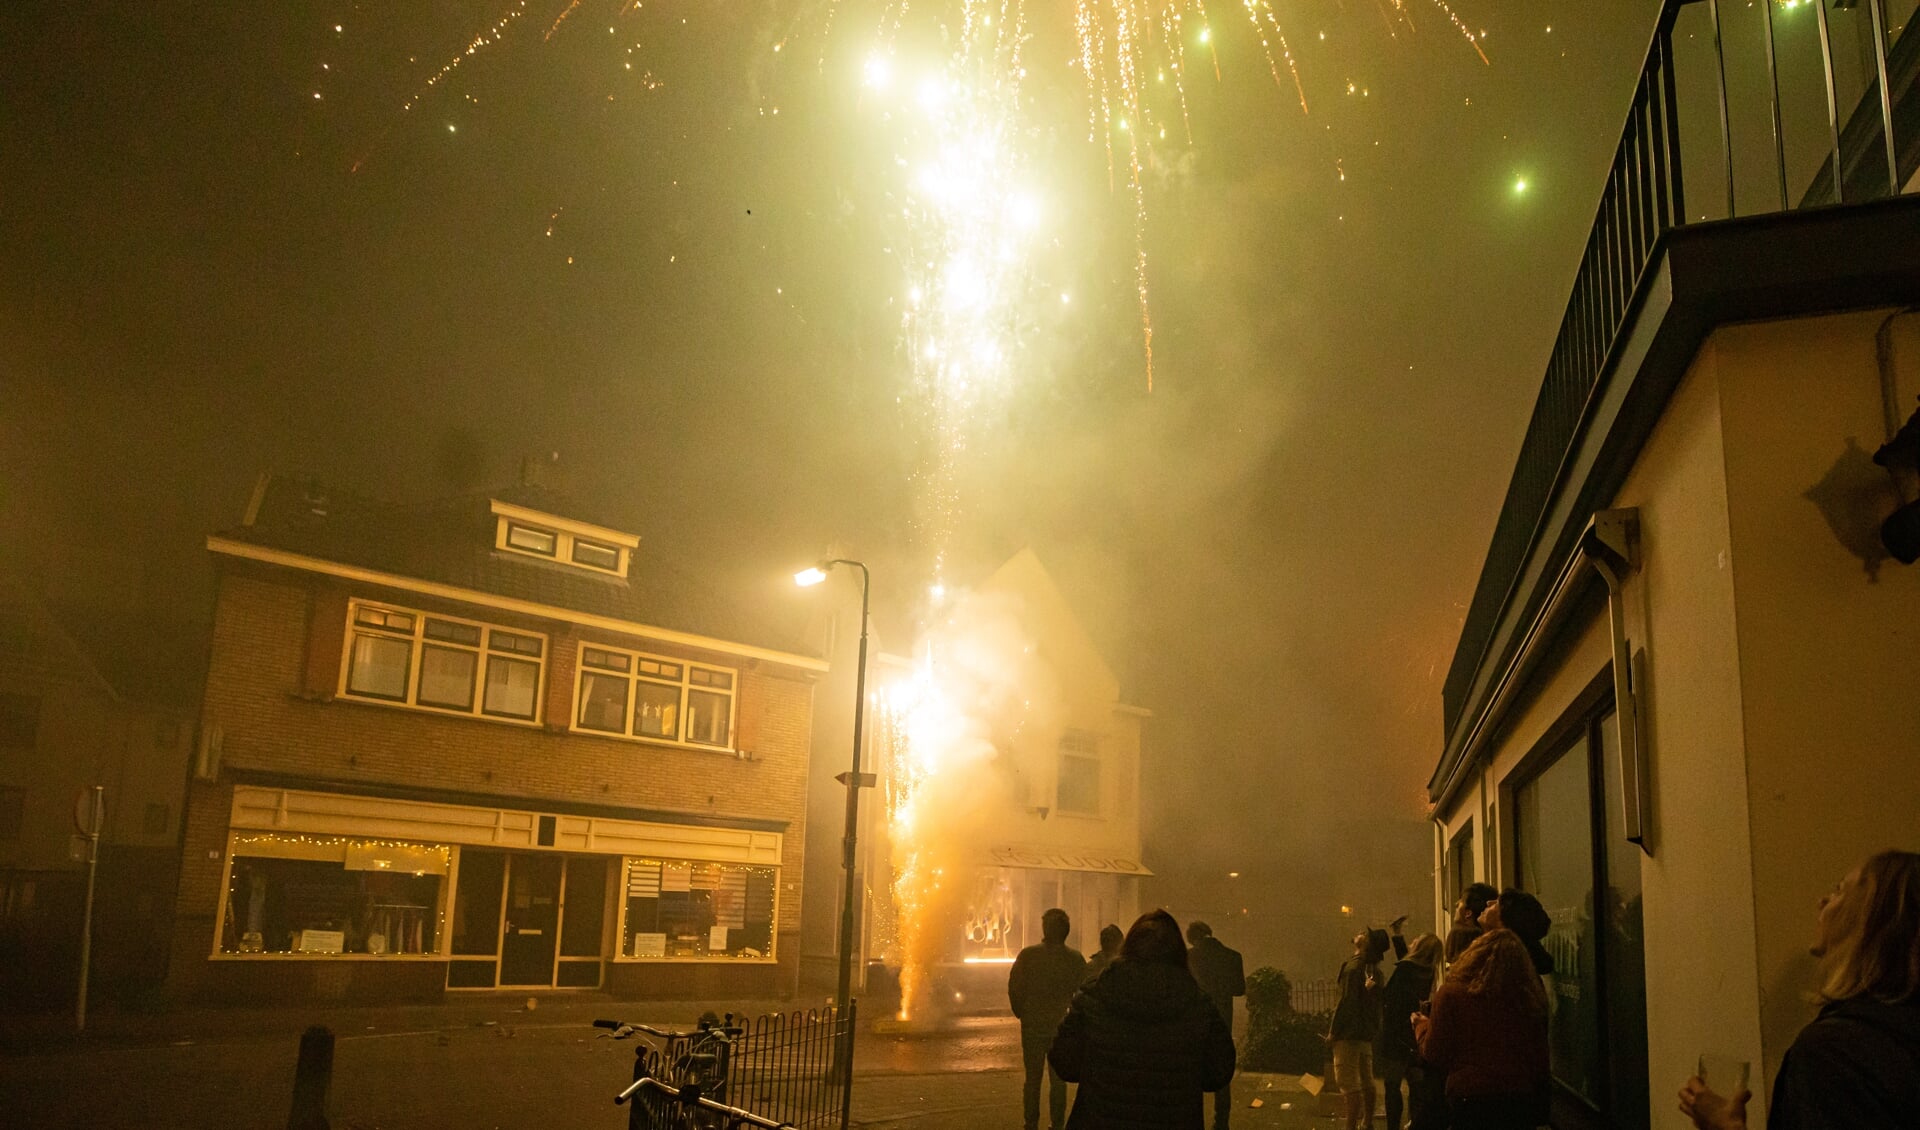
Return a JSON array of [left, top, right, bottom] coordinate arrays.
[[288, 1025, 334, 1130]]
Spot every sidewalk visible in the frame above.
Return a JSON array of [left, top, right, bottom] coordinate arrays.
[[1, 995, 1349, 1129], [0, 993, 799, 1057], [851, 1071, 1334, 1129]]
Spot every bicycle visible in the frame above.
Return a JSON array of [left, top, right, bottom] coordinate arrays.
[[596, 1014, 792, 1130]]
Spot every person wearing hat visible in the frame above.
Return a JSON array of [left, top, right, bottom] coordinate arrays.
[[1331, 920, 1407, 1130], [1477, 890, 1554, 977]]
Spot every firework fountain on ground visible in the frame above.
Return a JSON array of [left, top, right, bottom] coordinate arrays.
[[872, 590, 1063, 1022]]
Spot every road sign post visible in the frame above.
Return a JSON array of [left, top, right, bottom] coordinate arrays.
[[74, 785, 103, 1033]]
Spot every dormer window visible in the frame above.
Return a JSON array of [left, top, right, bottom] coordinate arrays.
[[491, 500, 637, 578], [571, 539, 620, 571], [505, 523, 557, 557]]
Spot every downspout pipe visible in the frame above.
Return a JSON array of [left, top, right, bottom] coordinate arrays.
[[1430, 510, 1652, 856]]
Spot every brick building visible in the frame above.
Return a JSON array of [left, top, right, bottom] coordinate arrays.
[[169, 479, 824, 1004]]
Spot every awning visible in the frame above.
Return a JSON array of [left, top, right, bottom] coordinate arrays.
[[984, 845, 1153, 877]]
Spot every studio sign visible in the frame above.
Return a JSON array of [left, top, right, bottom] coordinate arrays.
[[987, 845, 1151, 876]]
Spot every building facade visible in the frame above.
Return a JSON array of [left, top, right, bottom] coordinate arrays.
[[1428, 6, 1920, 1129], [903, 551, 1149, 978], [169, 481, 823, 1004], [0, 581, 194, 1009]]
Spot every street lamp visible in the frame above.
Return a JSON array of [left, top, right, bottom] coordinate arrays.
[[795, 559, 875, 1023]]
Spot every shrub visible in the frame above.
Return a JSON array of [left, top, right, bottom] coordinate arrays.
[[1240, 966, 1330, 1074]]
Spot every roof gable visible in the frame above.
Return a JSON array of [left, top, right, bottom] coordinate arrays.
[[980, 548, 1122, 708], [216, 475, 818, 664]]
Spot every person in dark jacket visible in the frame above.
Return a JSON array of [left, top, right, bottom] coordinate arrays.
[[1331, 925, 1395, 1130], [1010, 908, 1088, 1130], [1086, 923, 1124, 982], [1049, 909, 1236, 1130], [1377, 932, 1442, 1130], [1680, 849, 1920, 1130], [1187, 921, 1248, 1130], [1412, 929, 1550, 1130]]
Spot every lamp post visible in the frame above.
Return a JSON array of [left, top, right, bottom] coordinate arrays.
[[795, 559, 875, 1022]]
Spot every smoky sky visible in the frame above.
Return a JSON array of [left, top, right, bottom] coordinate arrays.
[[2, 0, 1665, 968]]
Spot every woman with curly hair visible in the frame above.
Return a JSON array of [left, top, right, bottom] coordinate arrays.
[[1411, 929, 1549, 1130], [1680, 849, 1920, 1130]]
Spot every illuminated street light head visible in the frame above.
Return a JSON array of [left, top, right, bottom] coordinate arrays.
[[794, 565, 829, 587]]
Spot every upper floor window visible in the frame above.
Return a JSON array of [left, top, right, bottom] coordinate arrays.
[[574, 643, 736, 749], [504, 522, 557, 557], [1056, 731, 1101, 815], [492, 503, 634, 578], [571, 538, 620, 571], [341, 600, 545, 723]]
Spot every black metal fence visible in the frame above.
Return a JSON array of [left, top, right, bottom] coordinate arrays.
[[1286, 976, 1340, 1018], [727, 1003, 857, 1130], [623, 1003, 855, 1130], [1442, 0, 1920, 736]]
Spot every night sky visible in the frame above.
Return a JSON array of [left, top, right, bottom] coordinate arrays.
[[3, 0, 1666, 968]]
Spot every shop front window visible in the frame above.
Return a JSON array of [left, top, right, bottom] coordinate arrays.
[[220, 833, 448, 956], [620, 858, 775, 960], [960, 872, 1021, 962]]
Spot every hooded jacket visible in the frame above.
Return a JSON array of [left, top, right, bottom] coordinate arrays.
[[1769, 996, 1920, 1129], [1049, 960, 1237, 1130]]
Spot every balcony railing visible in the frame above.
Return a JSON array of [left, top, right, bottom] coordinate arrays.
[[1442, 0, 1919, 736]]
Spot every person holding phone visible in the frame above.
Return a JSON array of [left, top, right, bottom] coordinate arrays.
[[1679, 850, 1920, 1130]]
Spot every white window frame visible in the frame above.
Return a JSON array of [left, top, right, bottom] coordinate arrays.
[[337, 599, 548, 726], [570, 641, 738, 751], [494, 516, 630, 578], [1055, 731, 1103, 816]]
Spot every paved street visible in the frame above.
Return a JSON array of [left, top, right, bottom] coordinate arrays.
[[0, 999, 1344, 1129]]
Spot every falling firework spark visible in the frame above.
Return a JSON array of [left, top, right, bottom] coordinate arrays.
[[388, 0, 1484, 383], [401, 1, 530, 113]]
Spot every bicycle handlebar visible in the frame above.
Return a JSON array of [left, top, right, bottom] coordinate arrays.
[[593, 1018, 687, 1038], [593, 1018, 744, 1039], [614, 1075, 793, 1129]]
